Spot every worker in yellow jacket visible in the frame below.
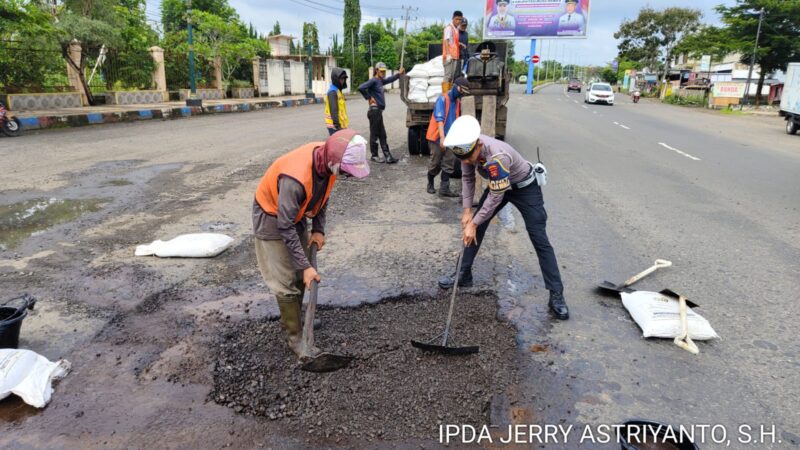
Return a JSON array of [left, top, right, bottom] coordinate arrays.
[[324, 68, 350, 135]]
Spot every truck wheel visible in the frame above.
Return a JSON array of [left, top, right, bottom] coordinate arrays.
[[420, 129, 431, 156], [408, 126, 422, 155], [787, 119, 798, 135]]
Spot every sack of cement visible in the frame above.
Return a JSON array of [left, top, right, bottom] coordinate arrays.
[[0, 349, 71, 408], [426, 86, 443, 102], [621, 291, 719, 340], [408, 78, 430, 103], [135, 233, 234, 258], [427, 56, 445, 77]]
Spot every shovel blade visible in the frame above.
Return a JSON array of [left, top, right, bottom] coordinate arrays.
[[596, 280, 635, 294], [411, 340, 479, 356], [300, 352, 353, 373]]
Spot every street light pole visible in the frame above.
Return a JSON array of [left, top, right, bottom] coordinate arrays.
[[742, 8, 764, 107]]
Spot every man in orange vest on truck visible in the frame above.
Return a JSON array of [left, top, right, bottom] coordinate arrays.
[[253, 129, 370, 359], [442, 10, 463, 93], [426, 77, 470, 197]]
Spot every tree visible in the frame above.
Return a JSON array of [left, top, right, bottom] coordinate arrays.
[[270, 21, 280, 36], [161, 0, 237, 33], [674, 26, 735, 62], [342, 0, 361, 83], [302, 22, 320, 55], [715, 0, 800, 105], [614, 7, 702, 96], [0, 0, 63, 93], [192, 10, 268, 85]]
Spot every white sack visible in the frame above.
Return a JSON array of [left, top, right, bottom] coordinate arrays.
[[409, 78, 428, 90], [426, 85, 443, 99], [427, 56, 445, 77], [621, 291, 719, 340], [428, 77, 444, 86], [408, 91, 430, 103], [0, 349, 71, 408], [135, 233, 234, 258], [407, 64, 430, 78]]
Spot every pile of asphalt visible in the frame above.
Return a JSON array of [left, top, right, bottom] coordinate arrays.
[[209, 291, 521, 441]]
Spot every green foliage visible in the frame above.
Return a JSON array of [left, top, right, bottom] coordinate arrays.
[[674, 26, 736, 61], [614, 7, 702, 77], [715, 0, 800, 104], [0, 0, 64, 92], [664, 94, 705, 106], [343, 0, 362, 83], [270, 21, 281, 36], [600, 67, 618, 83], [302, 22, 320, 55], [161, 0, 237, 33]]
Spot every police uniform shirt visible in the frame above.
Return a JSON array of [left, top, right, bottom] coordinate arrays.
[[461, 135, 533, 225]]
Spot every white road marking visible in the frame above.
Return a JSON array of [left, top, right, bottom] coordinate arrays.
[[659, 142, 701, 161], [613, 121, 619, 125], [619, 124, 631, 130], [582, 105, 588, 109], [592, 111, 597, 114], [573, 100, 578, 104]]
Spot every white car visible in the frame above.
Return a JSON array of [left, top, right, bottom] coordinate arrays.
[[585, 83, 615, 105]]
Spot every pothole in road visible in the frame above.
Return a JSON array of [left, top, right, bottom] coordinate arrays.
[[207, 291, 523, 442], [0, 197, 108, 250]]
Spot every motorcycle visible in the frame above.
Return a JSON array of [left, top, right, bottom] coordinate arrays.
[[632, 90, 641, 104], [0, 102, 22, 137]]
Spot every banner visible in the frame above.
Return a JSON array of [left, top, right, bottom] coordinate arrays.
[[712, 82, 745, 98], [483, 0, 591, 40]]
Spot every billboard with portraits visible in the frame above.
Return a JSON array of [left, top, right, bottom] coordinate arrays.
[[483, 0, 590, 39]]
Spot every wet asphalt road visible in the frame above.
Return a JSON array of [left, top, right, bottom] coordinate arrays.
[[494, 84, 799, 449], [1, 84, 798, 449]]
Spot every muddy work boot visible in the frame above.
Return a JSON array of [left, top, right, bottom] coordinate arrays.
[[370, 154, 385, 163], [548, 291, 570, 320], [277, 296, 305, 357], [427, 174, 436, 194], [437, 268, 473, 289], [438, 173, 459, 198]]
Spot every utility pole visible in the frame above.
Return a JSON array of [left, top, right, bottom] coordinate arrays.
[[186, 0, 199, 106], [742, 8, 765, 106], [544, 39, 549, 81], [351, 29, 355, 80], [369, 32, 373, 69], [399, 5, 417, 69]]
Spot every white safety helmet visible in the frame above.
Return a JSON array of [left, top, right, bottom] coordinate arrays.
[[444, 115, 481, 159]]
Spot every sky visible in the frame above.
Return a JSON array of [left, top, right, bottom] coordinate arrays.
[[144, 0, 738, 67]]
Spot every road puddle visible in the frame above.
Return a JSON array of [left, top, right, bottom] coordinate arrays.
[[0, 197, 107, 250]]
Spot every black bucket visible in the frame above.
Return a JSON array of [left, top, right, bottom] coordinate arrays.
[[619, 420, 699, 450], [0, 294, 35, 349]]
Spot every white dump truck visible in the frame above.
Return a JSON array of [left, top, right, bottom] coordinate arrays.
[[779, 62, 800, 135]]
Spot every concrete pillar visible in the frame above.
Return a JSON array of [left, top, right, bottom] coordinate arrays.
[[252, 57, 261, 94], [212, 56, 223, 91], [149, 46, 167, 101], [66, 39, 89, 106]]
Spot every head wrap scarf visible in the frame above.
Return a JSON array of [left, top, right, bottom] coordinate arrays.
[[313, 129, 357, 177]]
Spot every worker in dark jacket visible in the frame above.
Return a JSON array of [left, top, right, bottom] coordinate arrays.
[[253, 129, 370, 359], [357, 62, 405, 164], [458, 18, 469, 75], [324, 68, 349, 135]]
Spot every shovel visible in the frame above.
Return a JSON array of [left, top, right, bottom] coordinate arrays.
[[659, 289, 700, 354], [299, 244, 353, 373], [597, 259, 672, 294], [411, 247, 479, 355]]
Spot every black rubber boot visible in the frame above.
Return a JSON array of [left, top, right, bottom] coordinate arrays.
[[437, 268, 473, 289], [427, 174, 436, 194], [548, 291, 570, 320], [383, 149, 398, 164], [438, 172, 459, 198]]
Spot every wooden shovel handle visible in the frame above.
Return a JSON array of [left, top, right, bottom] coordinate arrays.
[[622, 259, 672, 287], [303, 243, 319, 349]]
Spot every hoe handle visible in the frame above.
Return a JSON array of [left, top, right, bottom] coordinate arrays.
[[622, 259, 672, 287], [442, 247, 465, 347]]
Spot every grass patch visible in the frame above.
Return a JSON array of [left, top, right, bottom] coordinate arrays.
[[719, 107, 746, 116], [663, 94, 705, 107]]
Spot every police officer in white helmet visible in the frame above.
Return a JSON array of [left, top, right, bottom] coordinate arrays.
[[438, 115, 569, 320]]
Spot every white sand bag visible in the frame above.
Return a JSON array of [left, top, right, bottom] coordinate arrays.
[[426, 85, 443, 100], [135, 233, 234, 258], [0, 349, 71, 408], [428, 76, 444, 86], [621, 291, 719, 340], [428, 56, 445, 77], [407, 63, 431, 78]]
